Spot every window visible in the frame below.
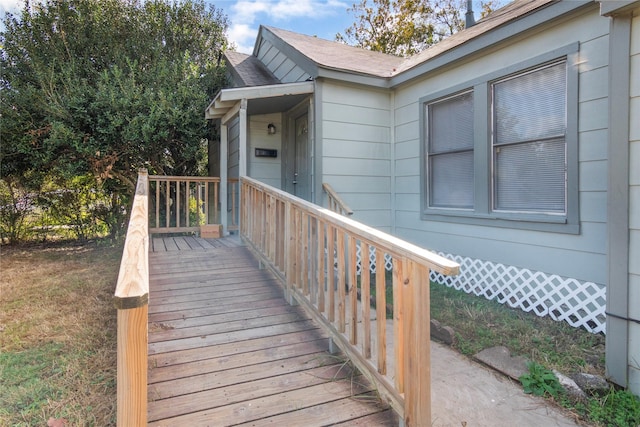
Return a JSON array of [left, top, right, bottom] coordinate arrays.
[[420, 45, 578, 233], [492, 61, 567, 214], [427, 91, 474, 209]]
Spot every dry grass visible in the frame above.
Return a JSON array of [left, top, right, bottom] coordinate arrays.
[[0, 241, 122, 426]]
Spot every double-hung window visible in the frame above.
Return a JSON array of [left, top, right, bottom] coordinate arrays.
[[421, 45, 578, 233], [492, 61, 567, 214], [427, 91, 474, 209]]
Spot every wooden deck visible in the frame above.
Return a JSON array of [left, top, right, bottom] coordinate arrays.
[[147, 235, 397, 426]]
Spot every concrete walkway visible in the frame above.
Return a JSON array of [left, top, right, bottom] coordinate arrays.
[[431, 341, 582, 427]]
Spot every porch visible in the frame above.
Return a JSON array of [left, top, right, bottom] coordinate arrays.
[[147, 234, 396, 425], [113, 170, 461, 426]]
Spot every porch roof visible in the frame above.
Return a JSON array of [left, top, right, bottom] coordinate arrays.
[[204, 81, 314, 122]]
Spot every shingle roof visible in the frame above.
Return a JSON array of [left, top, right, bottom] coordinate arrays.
[[224, 50, 280, 87], [264, 26, 405, 78], [266, 0, 558, 77], [396, 0, 556, 73]]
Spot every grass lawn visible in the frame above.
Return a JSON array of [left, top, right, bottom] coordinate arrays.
[[429, 282, 605, 377], [0, 241, 121, 426]]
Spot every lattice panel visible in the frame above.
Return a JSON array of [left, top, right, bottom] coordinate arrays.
[[429, 252, 606, 334], [355, 244, 392, 274], [353, 244, 606, 334]]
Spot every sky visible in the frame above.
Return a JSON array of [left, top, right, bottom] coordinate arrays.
[[0, 0, 356, 54], [0, 1, 499, 54]]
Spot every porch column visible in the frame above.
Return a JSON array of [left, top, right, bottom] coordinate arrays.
[[239, 99, 248, 234], [239, 98, 248, 177], [220, 123, 228, 235]]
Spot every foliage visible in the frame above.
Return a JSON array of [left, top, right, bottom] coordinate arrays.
[[0, 178, 34, 244], [588, 388, 640, 427], [1, 0, 230, 239], [38, 175, 111, 241], [337, 0, 506, 57], [519, 361, 564, 398]]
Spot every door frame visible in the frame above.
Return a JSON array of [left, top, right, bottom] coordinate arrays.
[[282, 99, 312, 200]]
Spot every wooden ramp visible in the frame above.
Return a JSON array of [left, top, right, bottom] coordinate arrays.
[[147, 236, 396, 426]]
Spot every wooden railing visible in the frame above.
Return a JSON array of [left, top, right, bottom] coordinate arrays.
[[240, 176, 460, 426], [323, 182, 354, 216], [114, 169, 149, 426], [148, 175, 239, 234], [148, 175, 219, 233]]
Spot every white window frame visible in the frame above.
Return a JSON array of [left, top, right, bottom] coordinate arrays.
[[419, 44, 579, 234]]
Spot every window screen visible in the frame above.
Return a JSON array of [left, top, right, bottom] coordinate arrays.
[[427, 91, 474, 209], [492, 61, 567, 213]]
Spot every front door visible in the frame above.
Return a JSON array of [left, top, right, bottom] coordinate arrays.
[[293, 113, 310, 200]]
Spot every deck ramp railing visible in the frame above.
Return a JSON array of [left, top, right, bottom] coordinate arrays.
[[114, 169, 150, 426], [323, 182, 354, 216], [240, 176, 460, 427], [148, 175, 239, 234], [148, 175, 219, 233]]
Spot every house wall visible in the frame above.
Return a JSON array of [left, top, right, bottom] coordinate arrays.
[[248, 113, 283, 189], [391, 6, 609, 332], [628, 7, 640, 396], [318, 80, 393, 231], [256, 38, 311, 83]]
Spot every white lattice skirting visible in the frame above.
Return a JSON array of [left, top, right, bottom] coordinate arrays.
[[355, 246, 606, 334]]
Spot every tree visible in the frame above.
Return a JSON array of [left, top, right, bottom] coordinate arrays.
[[337, 0, 506, 57], [0, 0, 230, 238]]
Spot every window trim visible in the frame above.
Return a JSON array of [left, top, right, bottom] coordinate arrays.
[[419, 43, 579, 234]]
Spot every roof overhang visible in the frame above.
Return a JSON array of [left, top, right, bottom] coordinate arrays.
[[205, 81, 315, 122], [599, 0, 640, 16]]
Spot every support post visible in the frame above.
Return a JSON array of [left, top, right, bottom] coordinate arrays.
[[220, 123, 228, 235]]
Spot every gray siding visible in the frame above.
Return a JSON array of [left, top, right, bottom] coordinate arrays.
[[256, 38, 310, 83], [392, 9, 610, 284], [628, 8, 640, 396], [319, 81, 392, 230], [248, 113, 283, 189]]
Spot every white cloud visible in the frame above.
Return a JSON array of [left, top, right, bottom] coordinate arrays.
[[226, 0, 348, 53], [0, 0, 23, 15]]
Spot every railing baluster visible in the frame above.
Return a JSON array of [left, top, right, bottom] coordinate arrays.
[[317, 220, 325, 314], [328, 224, 336, 323], [376, 248, 387, 375], [349, 235, 358, 345], [337, 229, 346, 333], [361, 243, 371, 358], [393, 257, 405, 395], [238, 177, 458, 427]]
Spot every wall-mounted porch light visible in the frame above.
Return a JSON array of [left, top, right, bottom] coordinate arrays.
[[267, 123, 276, 135]]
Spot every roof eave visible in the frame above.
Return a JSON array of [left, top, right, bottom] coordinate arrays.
[[390, 0, 594, 87], [205, 81, 315, 120]]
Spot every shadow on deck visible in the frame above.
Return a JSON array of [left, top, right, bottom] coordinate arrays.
[[147, 235, 397, 426]]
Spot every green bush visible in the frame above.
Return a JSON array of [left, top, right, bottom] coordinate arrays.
[[0, 179, 34, 244]]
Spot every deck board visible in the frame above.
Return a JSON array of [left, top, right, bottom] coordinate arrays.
[[148, 236, 396, 426]]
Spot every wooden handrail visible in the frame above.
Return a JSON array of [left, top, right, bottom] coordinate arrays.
[[114, 169, 149, 426], [148, 175, 220, 234], [322, 183, 354, 216], [240, 176, 459, 427]]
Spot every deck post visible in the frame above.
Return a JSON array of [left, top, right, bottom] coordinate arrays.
[[220, 123, 228, 235], [114, 169, 149, 426], [402, 260, 431, 426]]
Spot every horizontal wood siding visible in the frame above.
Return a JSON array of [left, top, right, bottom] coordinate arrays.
[[392, 8, 610, 284], [248, 114, 282, 189], [628, 9, 640, 394], [320, 82, 392, 229]]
